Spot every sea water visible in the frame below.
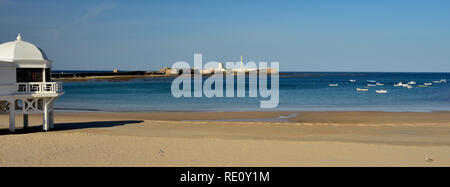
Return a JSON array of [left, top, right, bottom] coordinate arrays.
[[54, 72, 450, 112]]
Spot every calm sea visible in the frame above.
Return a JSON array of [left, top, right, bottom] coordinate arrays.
[[54, 72, 450, 112]]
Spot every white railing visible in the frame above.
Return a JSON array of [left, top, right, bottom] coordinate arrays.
[[16, 82, 63, 94]]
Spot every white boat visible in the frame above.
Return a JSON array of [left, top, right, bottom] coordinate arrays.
[[402, 84, 410, 87], [376, 83, 384, 86], [367, 80, 377, 83], [394, 82, 404, 87], [367, 84, 377, 87], [329, 84, 338, 87], [376, 89, 388, 94], [356, 88, 369, 92], [408, 81, 416, 85], [350, 80, 356, 82], [406, 85, 413, 89], [441, 79, 447, 83], [424, 83, 432, 86], [433, 81, 441, 83]]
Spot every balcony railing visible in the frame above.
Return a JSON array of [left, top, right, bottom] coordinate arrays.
[[17, 82, 63, 94]]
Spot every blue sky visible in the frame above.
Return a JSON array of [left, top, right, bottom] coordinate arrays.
[[1, 0, 449, 72]]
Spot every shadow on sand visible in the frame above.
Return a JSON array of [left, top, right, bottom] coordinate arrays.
[[0, 120, 144, 135]]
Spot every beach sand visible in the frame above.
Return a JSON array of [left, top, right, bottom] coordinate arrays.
[[1, 111, 450, 166]]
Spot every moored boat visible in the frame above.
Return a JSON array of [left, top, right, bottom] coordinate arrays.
[[394, 82, 404, 87], [376, 89, 388, 94]]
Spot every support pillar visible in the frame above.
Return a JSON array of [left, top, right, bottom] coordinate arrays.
[[48, 100, 55, 129], [9, 100, 15, 132], [43, 68, 46, 83], [49, 110, 54, 129], [23, 114, 29, 129], [42, 98, 49, 131]]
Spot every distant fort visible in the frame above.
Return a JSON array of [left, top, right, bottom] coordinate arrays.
[[52, 57, 276, 81], [52, 68, 277, 81]]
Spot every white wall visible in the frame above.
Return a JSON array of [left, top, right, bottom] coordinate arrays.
[[0, 64, 17, 95], [0, 84, 16, 95], [0, 66, 16, 84]]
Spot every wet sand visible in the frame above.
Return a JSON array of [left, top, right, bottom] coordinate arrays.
[[1, 111, 450, 166]]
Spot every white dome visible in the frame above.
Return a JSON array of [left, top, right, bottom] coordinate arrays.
[[0, 34, 48, 62]]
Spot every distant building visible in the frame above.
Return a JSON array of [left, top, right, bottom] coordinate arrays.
[[160, 67, 196, 75], [199, 62, 226, 75], [0, 34, 64, 132], [161, 56, 276, 76], [218, 56, 275, 74], [215, 62, 226, 73], [160, 67, 181, 75]]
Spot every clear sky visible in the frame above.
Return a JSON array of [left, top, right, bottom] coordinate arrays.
[[1, 0, 449, 72]]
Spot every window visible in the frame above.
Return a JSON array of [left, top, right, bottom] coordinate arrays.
[[16, 68, 44, 82], [45, 68, 51, 82]]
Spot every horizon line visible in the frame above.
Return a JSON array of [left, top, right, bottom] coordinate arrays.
[[51, 69, 450, 73]]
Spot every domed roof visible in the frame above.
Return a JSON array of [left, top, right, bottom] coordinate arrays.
[[0, 33, 48, 62]]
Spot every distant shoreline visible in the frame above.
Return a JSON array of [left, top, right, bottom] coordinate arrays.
[[50, 108, 450, 113], [51, 71, 284, 82], [51, 71, 450, 82], [52, 74, 171, 82]]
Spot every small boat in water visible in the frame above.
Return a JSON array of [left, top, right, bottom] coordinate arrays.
[[424, 83, 432, 86], [367, 80, 377, 83], [376, 83, 384, 86], [376, 89, 388, 94], [367, 84, 377, 87], [408, 81, 416, 85], [441, 79, 447, 83], [356, 88, 369, 92], [350, 80, 357, 82], [394, 82, 404, 87], [433, 81, 441, 83], [406, 85, 413, 89], [329, 84, 338, 87]]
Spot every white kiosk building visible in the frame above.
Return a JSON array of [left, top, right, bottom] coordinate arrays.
[[0, 34, 63, 132]]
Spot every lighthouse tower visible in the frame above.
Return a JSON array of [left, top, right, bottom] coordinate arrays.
[[0, 34, 64, 132]]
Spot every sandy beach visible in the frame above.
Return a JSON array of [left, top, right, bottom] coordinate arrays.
[[1, 111, 450, 167]]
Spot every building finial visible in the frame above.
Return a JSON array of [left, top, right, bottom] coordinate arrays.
[[17, 33, 22, 41]]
